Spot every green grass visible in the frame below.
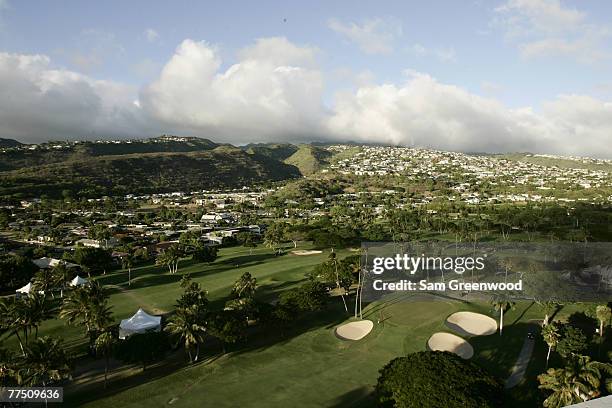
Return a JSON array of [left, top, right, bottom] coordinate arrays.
[[66, 295, 571, 408], [2, 244, 344, 356], [4, 244, 596, 407]]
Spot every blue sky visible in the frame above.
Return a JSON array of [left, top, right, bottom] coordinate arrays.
[[1, 0, 612, 156]]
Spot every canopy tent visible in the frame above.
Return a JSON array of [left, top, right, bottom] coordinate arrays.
[[119, 308, 161, 339], [15, 282, 43, 296], [33, 257, 78, 269], [69, 275, 89, 287]]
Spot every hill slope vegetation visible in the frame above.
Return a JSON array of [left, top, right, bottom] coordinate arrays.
[[284, 145, 332, 176], [0, 146, 301, 198]]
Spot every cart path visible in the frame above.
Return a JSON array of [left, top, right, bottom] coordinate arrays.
[[505, 325, 538, 389]]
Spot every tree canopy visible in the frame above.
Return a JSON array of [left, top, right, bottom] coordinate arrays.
[[376, 351, 503, 408]]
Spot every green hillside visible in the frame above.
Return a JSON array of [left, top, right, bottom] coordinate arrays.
[[244, 143, 299, 161], [0, 147, 301, 198], [0, 138, 23, 149], [0, 136, 219, 172], [283, 145, 332, 176]]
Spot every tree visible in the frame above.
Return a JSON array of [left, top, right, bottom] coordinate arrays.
[[94, 328, 117, 388], [60, 281, 113, 353], [121, 252, 134, 286], [51, 262, 71, 298], [595, 305, 611, 338], [192, 245, 218, 263], [376, 351, 503, 408], [16, 337, 71, 388], [542, 322, 561, 368], [73, 247, 113, 276], [538, 367, 583, 407], [538, 355, 612, 406], [236, 232, 257, 254], [165, 277, 208, 363], [490, 294, 514, 336], [32, 268, 56, 298], [557, 325, 588, 358], [226, 272, 258, 321], [176, 276, 209, 311], [0, 255, 37, 292], [208, 310, 247, 353], [264, 222, 286, 255], [269, 281, 329, 335], [311, 252, 353, 314], [283, 227, 307, 248], [1, 294, 55, 356], [88, 224, 112, 248], [231, 272, 257, 300], [165, 307, 206, 363], [156, 245, 182, 274]]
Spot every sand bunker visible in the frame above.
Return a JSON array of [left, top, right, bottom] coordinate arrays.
[[427, 332, 474, 359], [446, 312, 497, 336], [291, 250, 323, 256], [335, 320, 374, 341]]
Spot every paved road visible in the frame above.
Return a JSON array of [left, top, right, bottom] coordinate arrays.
[[505, 331, 537, 389]]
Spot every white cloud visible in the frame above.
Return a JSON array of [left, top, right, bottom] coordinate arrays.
[[327, 70, 612, 157], [144, 28, 159, 43], [410, 43, 457, 62], [494, 0, 611, 63], [328, 18, 401, 55], [3, 37, 612, 158], [0, 52, 154, 142], [495, 0, 585, 35], [139, 37, 326, 143]]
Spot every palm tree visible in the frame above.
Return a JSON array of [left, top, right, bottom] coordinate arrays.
[[538, 368, 583, 407], [542, 322, 561, 368], [121, 253, 134, 286], [491, 294, 514, 336], [32, 268, 56, 298], [51, 262, 71, 298], [23, 293, 55, 340], [595, 305, 611, 338], [541, 301, 558, 327], [60, 281, 112, 351], [538, 356, 612, 406], [231, 272, 257, 300], [328, 252, 348, 313], [16, 336, 71, 388], [0, 297, 25, 355], [164, 307, 206, 363], [94, 328, 117, 388], [1, 294, 54, 356]]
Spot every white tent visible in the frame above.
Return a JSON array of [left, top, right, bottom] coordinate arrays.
[[16, 282, 33, 295], [119, 308, 161, 339], [69, 275, 88, 287], [15, 282, 44, 296], [33, 257, 78, 269]]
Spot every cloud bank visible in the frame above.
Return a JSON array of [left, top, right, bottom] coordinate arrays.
[[494, 0, 611, 63], [1, 37, 612, 157]]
